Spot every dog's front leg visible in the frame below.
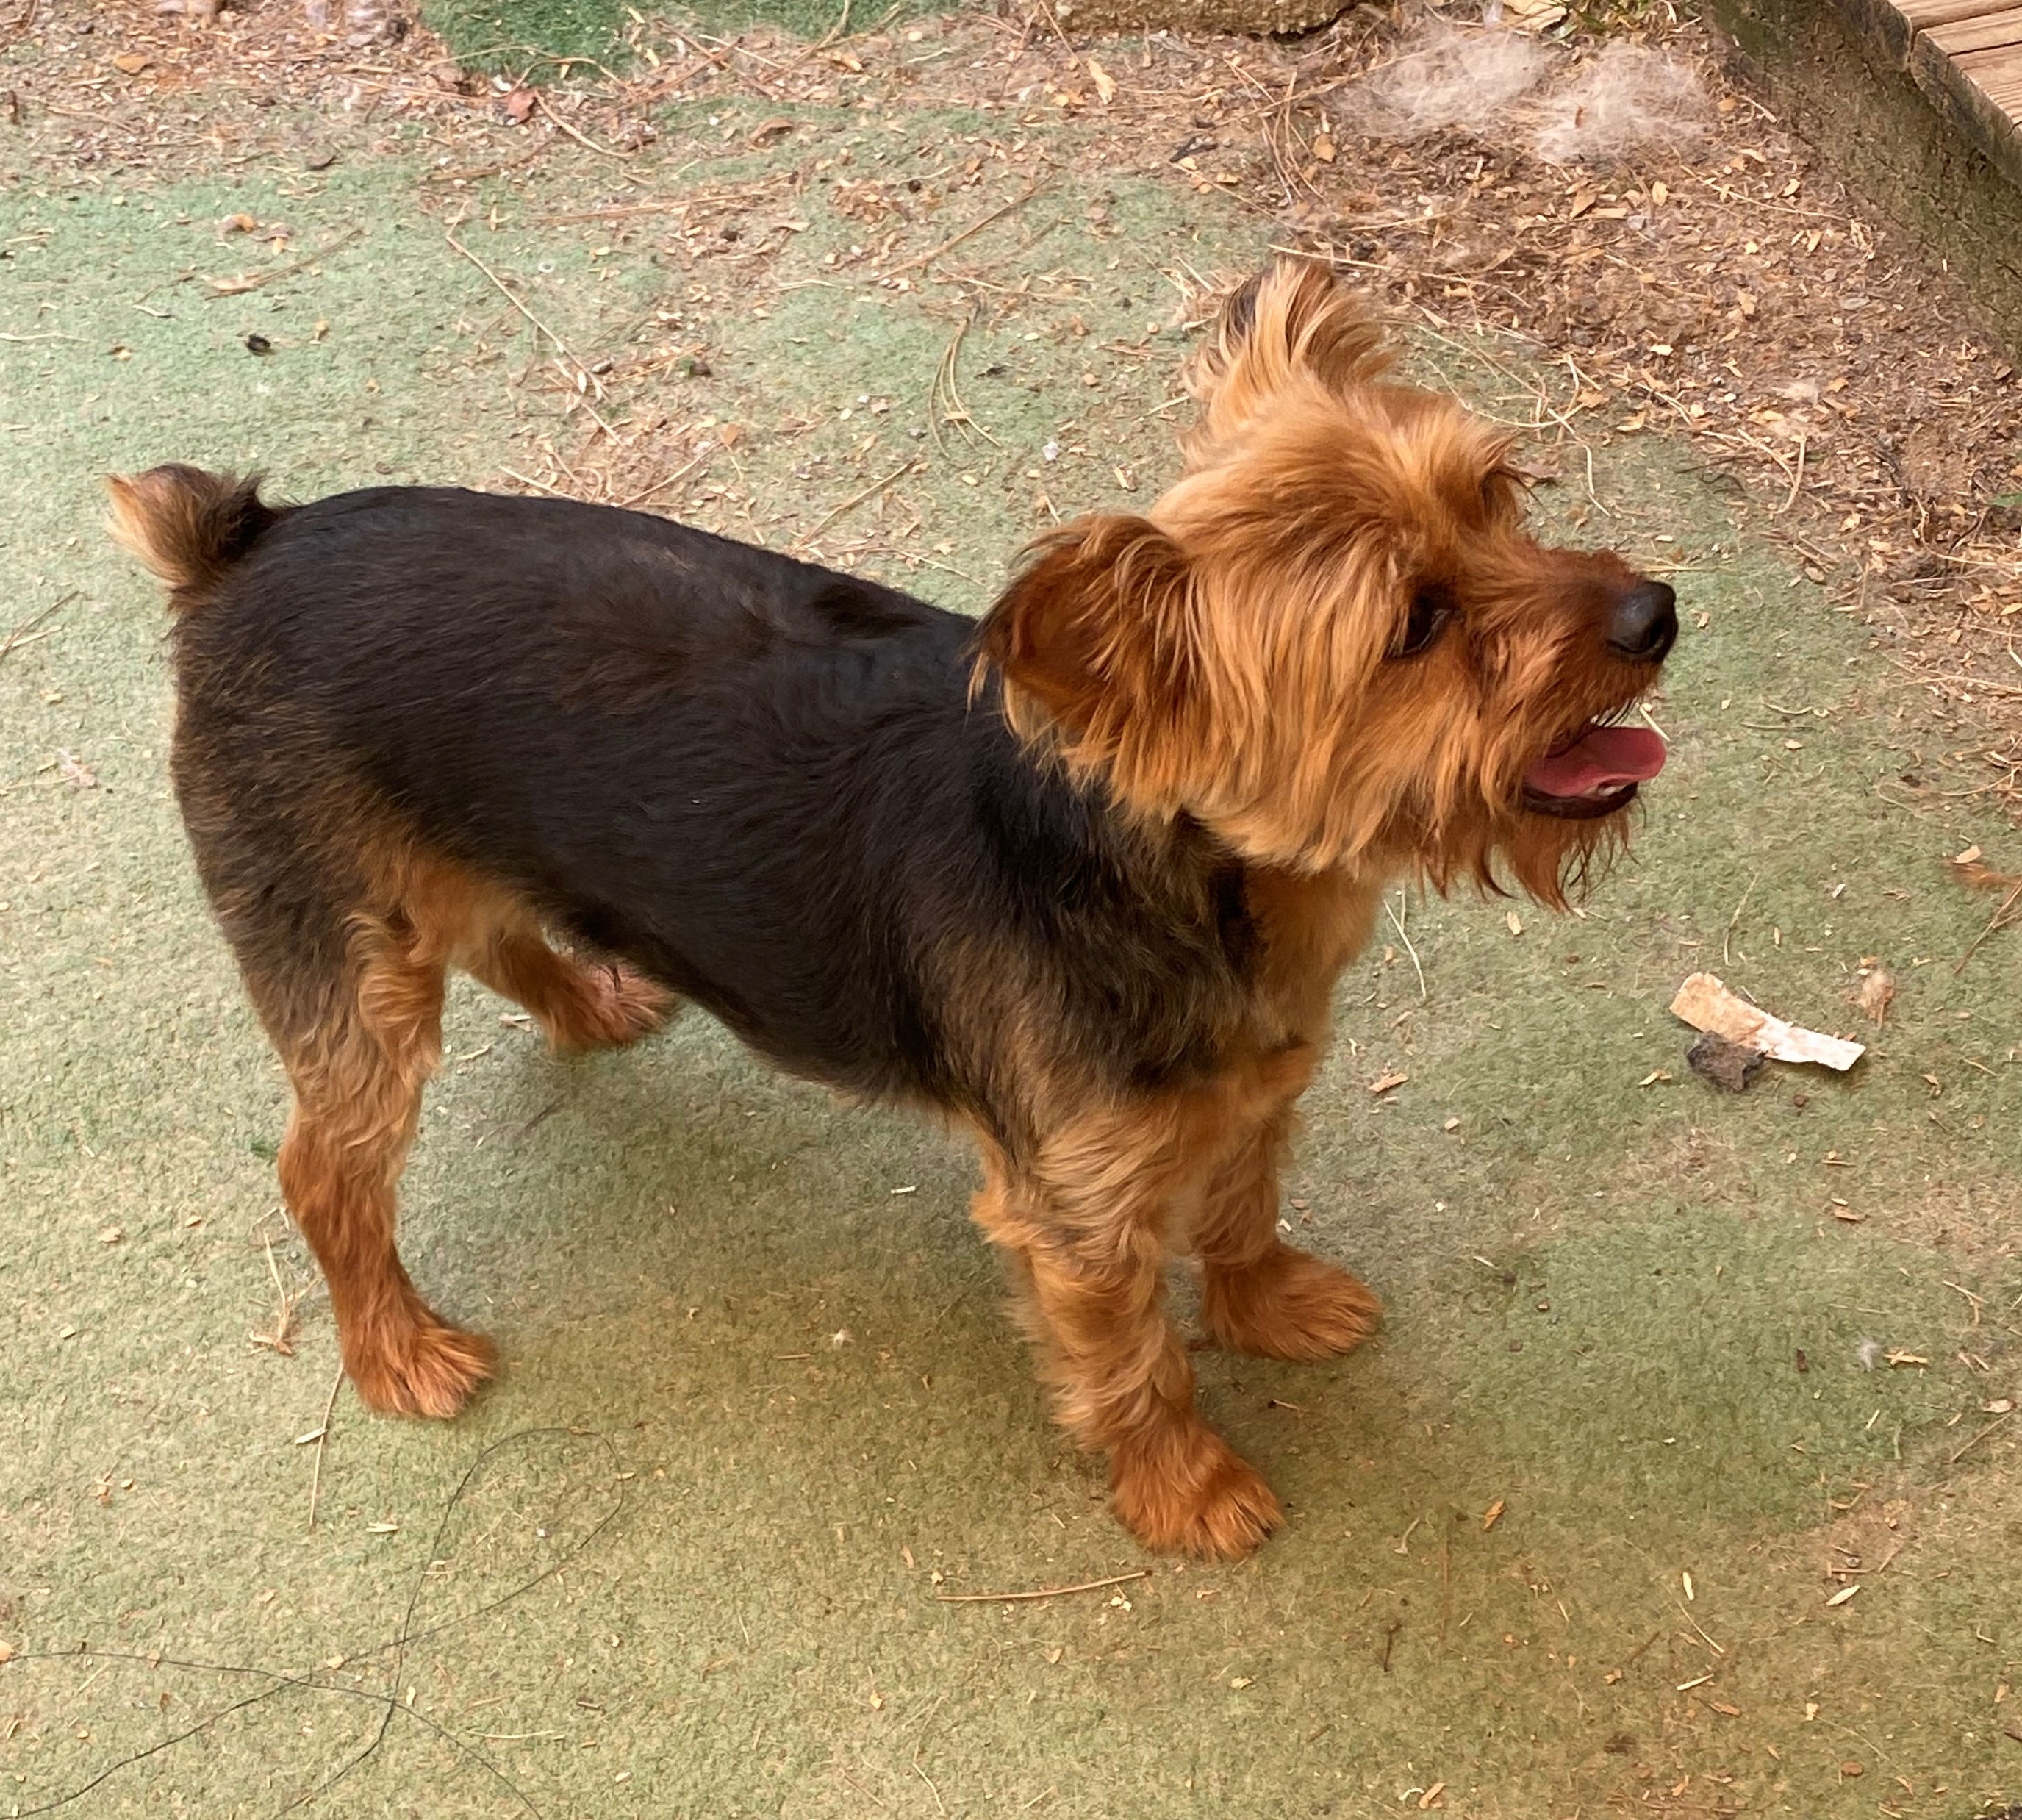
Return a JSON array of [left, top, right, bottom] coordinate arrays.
[[973, 1108, 1281, 1560], [1194, 1080, 1383, 1364]]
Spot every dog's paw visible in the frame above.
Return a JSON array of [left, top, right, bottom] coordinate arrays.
[[550, 964, 675, 1054], [1202, 1244, 1381, 1362], [1111, 1425, 1282, 1560], [346, 1316, 496, 1419]]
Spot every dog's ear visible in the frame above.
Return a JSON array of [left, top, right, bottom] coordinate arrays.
[[978, 514, 1196, 760], [1189, 258, 1393, 440]]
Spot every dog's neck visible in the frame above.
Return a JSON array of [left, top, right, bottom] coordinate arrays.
[[1236, 863, 1387, 1038]]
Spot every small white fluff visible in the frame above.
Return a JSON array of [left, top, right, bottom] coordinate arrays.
[[1341, 20, 1553, 140], [1529, 41, 1711, 165]]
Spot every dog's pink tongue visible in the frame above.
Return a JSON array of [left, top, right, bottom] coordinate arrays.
[[1524, 725, 1667, 798]]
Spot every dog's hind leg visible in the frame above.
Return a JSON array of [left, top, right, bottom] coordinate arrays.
[[973, 1104, 1283, 1561], [455, 900, 673, 1056], [1193, 1053, 1381, 1364], [195, 830, 497, 1418], [266, 909, 495, 1418]]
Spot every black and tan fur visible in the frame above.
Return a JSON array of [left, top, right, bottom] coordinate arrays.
[[111, 260, 1674, 1557]]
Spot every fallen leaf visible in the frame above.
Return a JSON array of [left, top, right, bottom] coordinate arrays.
[[502, 87, 537, 124], [112, 52, 152, 74], [1506, 911, 1523, 936], [745, 117, 795, 147], [1483, 1498, 1506, 1531], [1367, 1070, 1408, 1094], [1417, 1783, 1446, 1810], [1851, 966, 1895, 1025], [1709, 1699, 1741, 1716], [1312, 132, 1336, 162], [1086, 57, 1116, 104], [1824, 1583, 1860, 1607], [57, 749, 98, 789], [1670, 972, 1864, 1071]]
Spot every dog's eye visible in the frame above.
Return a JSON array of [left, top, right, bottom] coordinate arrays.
[[1394, 582, 1456, 658]]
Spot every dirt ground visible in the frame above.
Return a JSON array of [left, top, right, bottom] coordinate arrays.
[[4, 1, 2022, 1816]]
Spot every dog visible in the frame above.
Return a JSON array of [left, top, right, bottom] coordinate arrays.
[[110, 259, 1673, 1558]]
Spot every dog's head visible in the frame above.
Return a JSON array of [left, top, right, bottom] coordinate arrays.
[[978, 257, 1674, 904]]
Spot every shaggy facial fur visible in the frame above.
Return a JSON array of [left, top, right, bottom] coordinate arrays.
[[111, 259, 1674, 1560]]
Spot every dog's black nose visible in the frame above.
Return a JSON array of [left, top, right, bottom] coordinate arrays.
[[1607, 581, 1677, 663]]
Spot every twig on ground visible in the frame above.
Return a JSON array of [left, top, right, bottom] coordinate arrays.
[[935, 1569, 1150, 1603], [882, 180, 1046, 279], [533, 91, 632, 162], [620, 451, 710, 510], [251, 1230, 299, 1356], [1723, 871, 1757, 969], [306, 1361, 344, 1532], [1955, 877, 2022, 976], [0, 591, 71, 662], [1948, 1411, 2014, 1466], [202, 228, 362, 298], [793, 456, 922, 552], [446, 228, 584, 372], [1385, 892, 1427, 1003]]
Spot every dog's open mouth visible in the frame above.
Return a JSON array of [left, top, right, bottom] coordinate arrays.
[[1521, 723, 1667, 820]]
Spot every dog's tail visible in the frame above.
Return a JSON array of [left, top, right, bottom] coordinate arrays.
[[105, 465, 282, 602]]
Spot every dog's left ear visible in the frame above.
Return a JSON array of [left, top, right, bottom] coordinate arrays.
[[978, 514, 1196, 771], [1189, 259, 1394, 442]]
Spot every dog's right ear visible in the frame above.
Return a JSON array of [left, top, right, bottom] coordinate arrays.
[[978, 514, 1197, 787]]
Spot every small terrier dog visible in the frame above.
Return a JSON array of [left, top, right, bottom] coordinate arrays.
[[112, 261, 1672, 1558]]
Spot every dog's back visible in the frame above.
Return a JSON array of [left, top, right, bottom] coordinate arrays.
[[117, 473, 1250, 1125]]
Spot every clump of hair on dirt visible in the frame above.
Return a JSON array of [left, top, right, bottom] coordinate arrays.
[[1336, 20, 1710, 166], [1527, 42, 1710, 164], [1338, 18, 1552, 140]]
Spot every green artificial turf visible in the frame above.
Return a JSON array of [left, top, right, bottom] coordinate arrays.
[[1, 31, 2018, 1820]]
